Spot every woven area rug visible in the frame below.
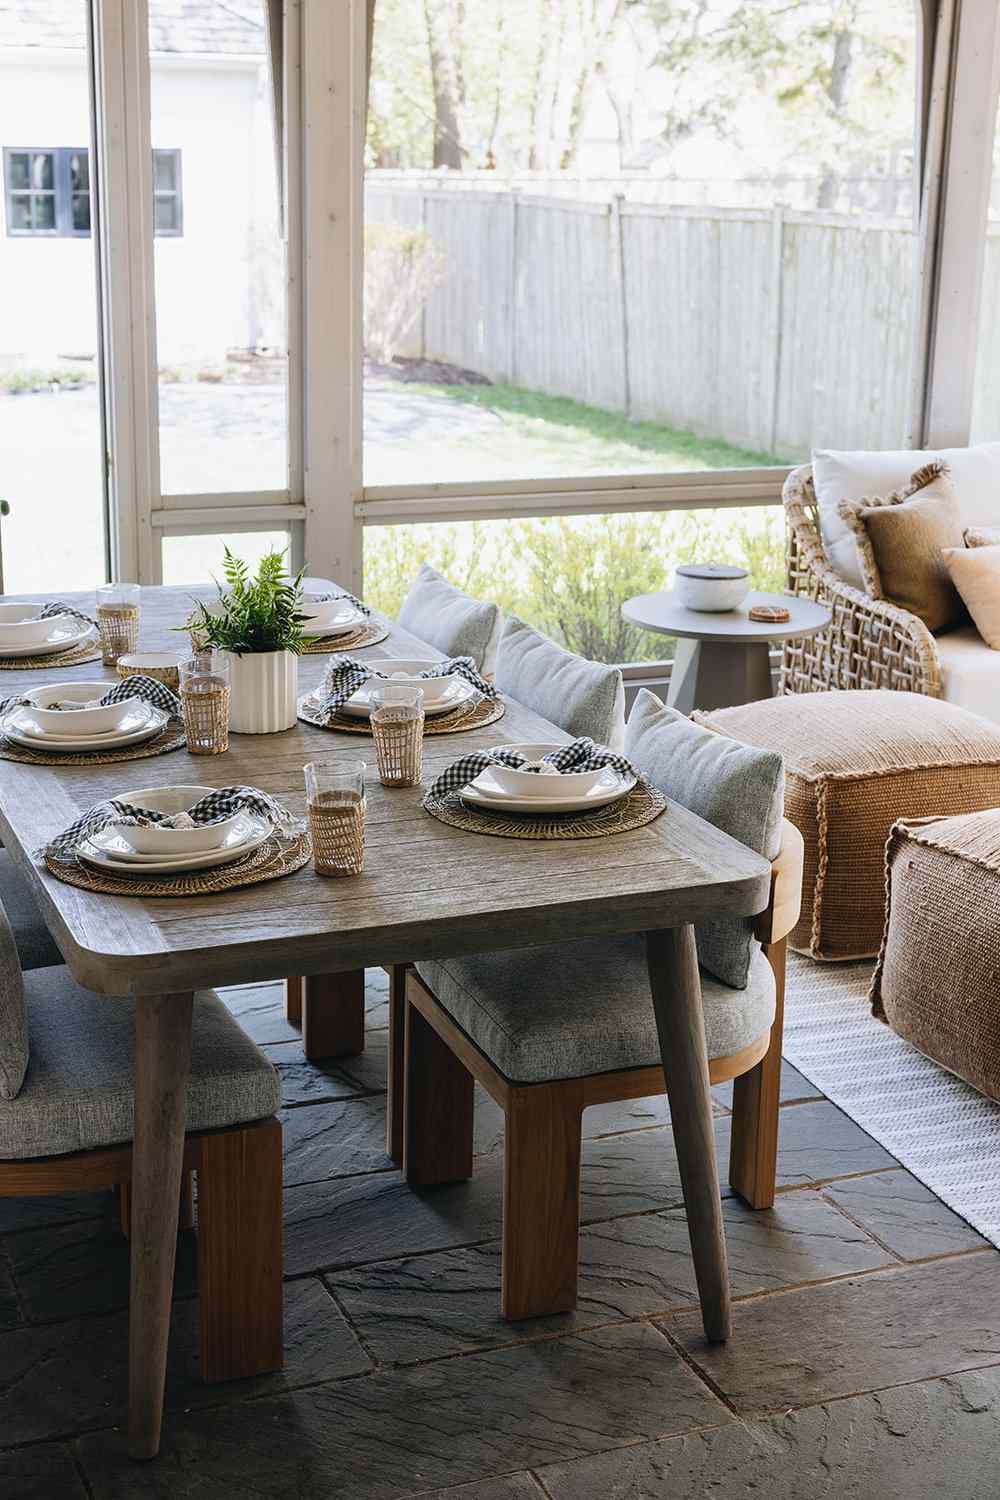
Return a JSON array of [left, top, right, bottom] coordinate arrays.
[[783, 952, 1000, 1248]]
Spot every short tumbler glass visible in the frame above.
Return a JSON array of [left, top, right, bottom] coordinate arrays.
[[304, 759, 366, 876]]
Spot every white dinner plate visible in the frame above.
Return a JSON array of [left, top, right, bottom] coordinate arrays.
[[2, 701, 166, 752], [80, 818, 271, 874], [339, 675, 476, 720], [0, 623, 97, 659], [462, 766, 636, 815], [300, 603, 367, 638]]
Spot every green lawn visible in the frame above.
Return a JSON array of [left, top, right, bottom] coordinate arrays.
[[419, 380, 780, 472]]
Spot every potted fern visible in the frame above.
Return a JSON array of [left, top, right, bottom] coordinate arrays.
[[184, 548, 306, 733]]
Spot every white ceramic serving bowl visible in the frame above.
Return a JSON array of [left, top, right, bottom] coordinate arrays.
[[674, 564, 750, 613], [0, 605, 70, 644], [20, 681, 139, 736], [484, 743, 608, 799], [113, 785, 243, 854]]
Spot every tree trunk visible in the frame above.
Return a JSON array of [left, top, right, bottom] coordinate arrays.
[[817, 27, 853, 210], [422, 0, 464, 170]]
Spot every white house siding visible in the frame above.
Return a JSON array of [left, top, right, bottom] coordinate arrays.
[[0, 44, 278, 368]]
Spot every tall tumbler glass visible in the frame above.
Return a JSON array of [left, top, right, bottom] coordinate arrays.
[[96, 582, 141, 666], [179, 650, 231, 755], [369, 682, 425, 787], [304, 759, 366, 876]]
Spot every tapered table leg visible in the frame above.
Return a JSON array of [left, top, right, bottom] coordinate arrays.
[[646, 925, 731, 1342], [128, 991, 194, 1461]]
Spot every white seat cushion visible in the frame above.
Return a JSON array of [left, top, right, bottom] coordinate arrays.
[[813, 444, 1000, 587], [0, 968, 280, 1160], [416, 940, 775, 1085], [936, 626, 1000, 725]]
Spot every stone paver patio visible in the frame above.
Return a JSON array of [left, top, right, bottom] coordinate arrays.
[[3, 969, 999, 1498]]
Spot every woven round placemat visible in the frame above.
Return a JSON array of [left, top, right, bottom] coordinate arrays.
[[0, 720, 186, 767], [44, 828, 311, 898], [300, 620, 390, 655], [0, 637, 102, 671], [298, 692, 505, 736], [423, 780, 667, 841]]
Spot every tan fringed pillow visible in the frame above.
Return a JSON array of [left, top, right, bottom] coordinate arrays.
[[943, 546, 1000, 649], [837, 461, 965, 632], [964, 526, 1000, 549]]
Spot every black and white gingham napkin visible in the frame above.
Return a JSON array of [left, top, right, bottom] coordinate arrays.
[[315, 654, 497, 718], [307, 590, 372, 620], [0, 674, 182, 722], [428, 738, 638, 799], [38, 601, 98, 630], [42, 784, 301, 861]]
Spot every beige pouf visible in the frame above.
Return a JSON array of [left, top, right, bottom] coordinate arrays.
[[692, 690, 1000, 960], [872, 810, 1000, 1101]]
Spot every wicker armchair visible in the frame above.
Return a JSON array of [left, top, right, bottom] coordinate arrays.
[[781, 464, 942, 698]]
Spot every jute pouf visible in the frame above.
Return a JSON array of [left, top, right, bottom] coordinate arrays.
[[871, 810, 1000, 1102], [692, 690, 1000, 961]]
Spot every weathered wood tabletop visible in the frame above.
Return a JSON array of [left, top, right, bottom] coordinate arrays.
[[0, 585, 771, 1459]]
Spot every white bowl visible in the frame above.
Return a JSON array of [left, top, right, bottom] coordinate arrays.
[[363, 659, 452, 708], [485, 743, 608, 799], [0, 605, 70, 644], [301, 599, 363, 634], [20, 681, 139, 736], [113, 785, 243, 854], [675, 565, 750, 613]]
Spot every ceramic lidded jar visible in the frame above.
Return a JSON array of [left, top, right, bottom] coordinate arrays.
[[674, 563, 751, 613]]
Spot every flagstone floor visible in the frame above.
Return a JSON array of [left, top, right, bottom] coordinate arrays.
[[4, 970, 1000, 1500]]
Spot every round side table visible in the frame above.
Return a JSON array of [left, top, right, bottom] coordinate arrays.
[[621, 589, 832, 713]]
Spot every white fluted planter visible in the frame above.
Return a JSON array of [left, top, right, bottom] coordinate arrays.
[[223, 649, 298, 734]]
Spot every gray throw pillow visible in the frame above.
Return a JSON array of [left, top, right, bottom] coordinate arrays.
[[396, 564, 502, 672], [0, 901, 28, 1100], [625, 689, 784, 988], [496, 616, 626, 751]]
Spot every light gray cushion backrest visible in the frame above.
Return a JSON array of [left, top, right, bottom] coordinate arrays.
[[625, 689, 784, 988], [495, 616, 626, 751], [0, 901, 27, 1100], [396, 564, 502, 672]]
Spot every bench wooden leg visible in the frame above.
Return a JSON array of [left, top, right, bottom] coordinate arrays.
[[196, 1117, 283, 1383], [647, 924, 731, 1343], [502, 1084, 582, 1321], [302, 970, 365, 1059], [403, 996, 474, 1186], [284, 976, 303, 1027], [729, 936, 786, 1211], [386, 963, 409, 1162]]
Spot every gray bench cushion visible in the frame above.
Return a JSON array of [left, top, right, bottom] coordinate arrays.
[[415, 940, 775, 1085], [0, 851, 62, 971], [495, 616, 626, 751], [397, 564, 502, 672], [626, 691, 784, 989], [0, 967, 280, 1159]]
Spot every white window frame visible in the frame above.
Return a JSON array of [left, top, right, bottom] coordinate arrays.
[[79, 0, 1000, 599]]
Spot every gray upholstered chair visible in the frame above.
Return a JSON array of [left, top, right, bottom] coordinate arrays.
[[384, 618, 630, 1161], [0, 850, 62, 970], [0, 901, 284, 1383], [397, 563, 502, 672], [401, 691, 803, 1321], [495, 615, 626, 751]]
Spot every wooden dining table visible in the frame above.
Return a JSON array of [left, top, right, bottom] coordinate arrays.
[[0, 585, 771, 1460]]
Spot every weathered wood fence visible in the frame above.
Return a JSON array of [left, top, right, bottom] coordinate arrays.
[[367, 182, 927, 460]]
